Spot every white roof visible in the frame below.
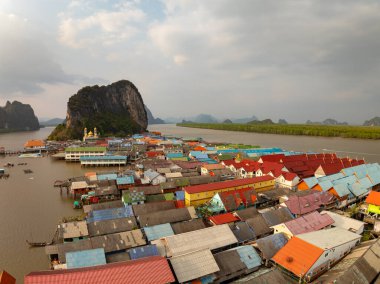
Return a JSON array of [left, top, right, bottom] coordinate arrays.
[[320, 211, 365, 232], [70, 181, 89, 190], [170, 249, 220, 283], [165, 224, 237, 257], [297, 227, 361, 250]]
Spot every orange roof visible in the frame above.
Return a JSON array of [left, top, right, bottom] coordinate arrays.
[[365, 191, 380, 206], [272, 236, 323, 277], [85, 172, 97, 177], [202, 164, 225, 170], [193, 146, 206, 151], [24, 140, 45, 147]]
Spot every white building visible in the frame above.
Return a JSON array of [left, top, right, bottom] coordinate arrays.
[[320, 210, 365, 235]]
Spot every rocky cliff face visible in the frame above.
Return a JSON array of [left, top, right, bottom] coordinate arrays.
[[0, 101, 40, 131], [49, 80, 148, 140]]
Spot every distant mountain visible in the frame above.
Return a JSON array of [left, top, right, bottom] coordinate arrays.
[[223, 119, 233, 123], [145, 105, 165, 125], [193, 114, 219, 123], [363, 117, 380, 126], [0, 101, 40, 131], [306, 119, 348, 125], [232, 115, 258, 124], [40, 118, 65, 126], [278, 119, 288, 125], [247, 118, 274, 125]]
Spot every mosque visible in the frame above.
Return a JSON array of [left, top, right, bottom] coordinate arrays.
[[83, 127, 99, 142]]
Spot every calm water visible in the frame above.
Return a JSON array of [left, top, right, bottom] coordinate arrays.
[[0, 125, 380, 282]]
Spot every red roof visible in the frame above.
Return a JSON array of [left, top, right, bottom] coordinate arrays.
[[365, 191, 380, 206], [259, 154, 285, 163], [285, 191, 335, 215], [219, 188, 257, 211], [281, 172, 298, 181], [184, 176, 274, 194], [209, 212, 239, 225], [0, 270, 16, 284], [24, 256, 175, 284], [316, 163, 343, 176], [284, 211, 334, 235], [146, 151, 164, 157], [272, 237, 324, 277]]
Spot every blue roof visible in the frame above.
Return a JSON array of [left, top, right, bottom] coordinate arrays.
[[197, 158, 218, 164], [128, 245, 159, 260], [116, 176, 135, 185], [359, 177, 373, 189], [66, 248, 106, 269], [132, 134, 144, 139], [190, 151, 209, 159], [302, 177, 318, 188], [368, 172, 380, 186], [332, 175, 357, 185], [233, 245, 261, 269], [166, 153, 184, 158], [87, 206, 134, 223], [318, 180, 333, 191], [144, 223, 174, 242], [349, 183, 368, 197], [80, 155, 127, 161], [333, 183, 352, 197], [318, 173, 345, 182], [175, 191, 185, 200], [97, 173, 118, 181]]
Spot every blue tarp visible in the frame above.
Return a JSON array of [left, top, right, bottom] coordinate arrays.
[[175, 191, 185, 200], [97, 173, 118, 181], [234, 245, 261, 269]]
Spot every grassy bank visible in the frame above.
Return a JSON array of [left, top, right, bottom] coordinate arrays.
[[177, 123, 380, 139]]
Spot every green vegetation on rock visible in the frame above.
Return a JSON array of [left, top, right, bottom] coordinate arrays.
[[177, 122, 380, 139]]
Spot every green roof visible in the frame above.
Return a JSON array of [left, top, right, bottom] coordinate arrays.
[[65, 147, 107, 152], [170, 157, 189, 161], [164, 193, 175, 201]]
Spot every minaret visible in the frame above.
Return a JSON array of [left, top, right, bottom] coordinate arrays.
[[94, 127, 98, 138], [83, 127, 88, 141]]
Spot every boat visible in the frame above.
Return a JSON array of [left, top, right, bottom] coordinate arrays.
[[26, 240, 53, 247], [18, 153, 42, 158]]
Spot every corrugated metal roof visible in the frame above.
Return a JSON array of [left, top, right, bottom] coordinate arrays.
[[128, 245, 159, 260], [25, 256, 175, 284], [301, 177, 318, 188], [184, 176, 274, 194], [283, 211, 334, 235], [83, 200, 123, 214], [272, 236, 324, 277], [87, 217, 137, 237], [234, 207, 259, 221], [349, 183, 368, 197], [87, 206, 134, 223], [256, 233, 288, 260], [132, 201, 176, 216], [170, 249, 220, 283], [234, 246, 261, 269], [138, 207, 192, 227], [116, 176, 134, 185], [245, 215, 272, 237], [171, 219, 206, 235], [165, 224, 238, 257], [59, 221, 89, 239], [80, 156, 127, 161], [297, 227, 361, 250], [97, 173, 118, 181], [66, 248, 106, 269], [262, 208, 294, 227], [228, 222, 255, 243], [317, 180, 333, 191], [65, 147, 106, 152], [320, 211, 365, 232], [209, 213, 240, 225], [144, 223, 174, 242], [365, 191, 380, 206]]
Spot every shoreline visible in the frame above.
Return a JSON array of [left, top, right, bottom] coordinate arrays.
[[176, 123, 380, 140]]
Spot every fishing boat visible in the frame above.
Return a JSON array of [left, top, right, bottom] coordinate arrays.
[[19, 152, 42, 158]]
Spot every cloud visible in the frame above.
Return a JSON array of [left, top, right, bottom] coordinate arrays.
[[58, 2, 146, 48]]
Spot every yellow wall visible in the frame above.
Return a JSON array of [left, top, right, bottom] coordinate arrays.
[[368, 204, 380, 215]]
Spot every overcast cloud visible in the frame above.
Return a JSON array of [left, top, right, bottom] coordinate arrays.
[[0, 0, 379, 123]]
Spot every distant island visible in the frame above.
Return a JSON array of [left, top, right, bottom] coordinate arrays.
[[145, 105, 165, 124], [0, 101, 40, 133], [49, 80, 148, 140], [177, 117, 380, 139], [40, 118, 65, 127]]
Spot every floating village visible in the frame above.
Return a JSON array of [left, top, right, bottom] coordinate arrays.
[[1, 127, 380, 284]]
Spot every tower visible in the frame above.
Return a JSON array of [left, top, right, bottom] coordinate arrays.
[[94, 127, 98, 138], [83, 128, 88, 141]]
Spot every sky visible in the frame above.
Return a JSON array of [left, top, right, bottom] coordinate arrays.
[[0, 0, 379, 124]]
